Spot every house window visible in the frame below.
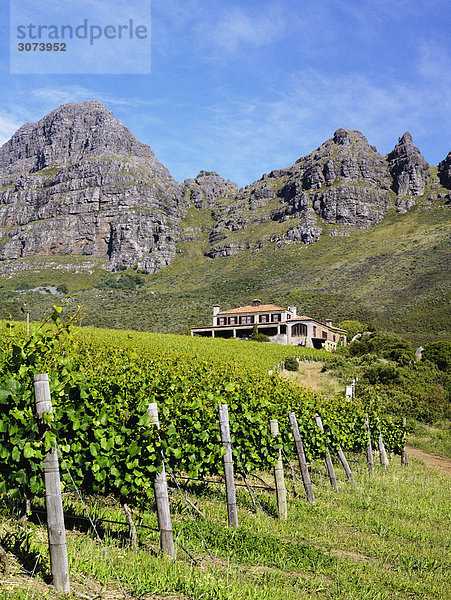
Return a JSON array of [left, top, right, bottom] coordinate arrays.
[[260, 314, 269, 323], [241, 316, 254, 324], [272, 314, 281, 322], [322, 331, 327, 339], [333, 335, 336, 342], [230, 316, 237, 325], [287, 314, 291, 320], [313, 326, 317, 336], [292, 324, 307, 337], [218, 317, 226, 326]]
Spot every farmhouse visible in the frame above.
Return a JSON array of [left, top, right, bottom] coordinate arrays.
[[191, 300, 346, 350]]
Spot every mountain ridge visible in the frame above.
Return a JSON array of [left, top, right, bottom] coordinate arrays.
[[0, 100, 449, 273], [0, 101, 449, 342]]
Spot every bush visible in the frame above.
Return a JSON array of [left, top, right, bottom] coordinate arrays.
[[249, 324, 270, 343], [284, 357, 299, 371], [251, 333, 271, 342], [423, 341, 451, 372], [362, 361, 400, 385], [57, 284, 69, 294], [348, 332, 414, 362], [97, 273, 145, 291]]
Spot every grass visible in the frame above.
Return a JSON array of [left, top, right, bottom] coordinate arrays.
[[280, 362, 343, 397], [0, 456, 449, 599], [407, 423, 451, 458]]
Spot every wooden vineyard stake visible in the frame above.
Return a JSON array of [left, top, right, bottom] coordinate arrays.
[[288, 412, 315, 504], [218, 404, 239, 527], [401, 417, 409, 466], [378, 433, 388, 470], [314, 415, 338, 493], [148, 403, 175, 557], [337, 447, 355, 485], [122, 503, 138, 548], [270, 419, 287, 519], [364, 415, 374, 475], [33, 374, 70, 594]]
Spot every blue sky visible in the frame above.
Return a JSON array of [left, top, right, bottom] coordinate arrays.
[[1, 0, 450, 186]]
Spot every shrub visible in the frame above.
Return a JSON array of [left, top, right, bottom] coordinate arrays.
[[423, 341, 451, 372], [362, 361, 400, 385], [284, 356, 299, 371], [338, 320, 367, 341], [249, 323, 270, 343], [57, 284, 69, 294]]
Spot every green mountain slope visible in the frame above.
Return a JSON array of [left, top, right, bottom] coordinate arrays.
[[1, 195, 449, 344]]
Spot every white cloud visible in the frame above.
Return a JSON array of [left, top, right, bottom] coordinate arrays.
[[31, 85, 98, 107], [30, 86, 163, 111], [152, 0, 288, 60], [161, 63, 450, 185], [418, 40, 451, 87], [204, 5, 286, 53]]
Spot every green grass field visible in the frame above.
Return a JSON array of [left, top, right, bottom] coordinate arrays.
[[0, 455, 449, 600]]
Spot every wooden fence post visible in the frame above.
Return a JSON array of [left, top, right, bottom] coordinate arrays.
[[148, 403, 175, 557], [337, 447, 356, 485], [364, 415, 374, 475], [270, 419, 287, 520], [314, 415, 338, 493], [401, 417, 409, 466], [288, 412, 315, 504], [33, 374, 70, 594], [378, 433, 388, 470], [218, 404, 239, 528]]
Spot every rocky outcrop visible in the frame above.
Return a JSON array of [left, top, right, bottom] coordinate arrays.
[[387, 132, 430, 201], [285, 128, 394, 228], [0, 100, 182, 272], [183, 171, 238, 209], [438, 152, 451, 189], [205, 128, 396, 251]]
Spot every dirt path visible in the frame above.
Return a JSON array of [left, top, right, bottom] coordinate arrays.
[[406, 446, 451, 474]]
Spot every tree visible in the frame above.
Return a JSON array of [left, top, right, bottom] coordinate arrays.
[[338, 320, 367, 341]]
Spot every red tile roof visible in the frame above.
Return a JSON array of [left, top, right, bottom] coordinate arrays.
[[217, 304, 285, 315]]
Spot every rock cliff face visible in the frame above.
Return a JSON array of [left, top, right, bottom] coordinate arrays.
[[438, 152, 451, 190], [183, 171, 238, 209], [0, 100, 182, 272], [387, 132, 431, 211], [202, 128, 397, 256], [0, 101, 448, 272]]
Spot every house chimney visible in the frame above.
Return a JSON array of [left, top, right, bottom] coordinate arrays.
[[288, 305, 297, 317], [252, 299, 261, 306], [326, 319, 333, 327], [213, 305, 220, 316]]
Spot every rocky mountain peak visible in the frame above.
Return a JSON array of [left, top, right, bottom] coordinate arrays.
[[387, 132, 430, 198], [0, 100, 159, 178], [399, 131, 413, 145], [0, 100, 181, 273], [0, 101, 448, 276], [333, 128, 360, 146], [184, 170, 238, 209]]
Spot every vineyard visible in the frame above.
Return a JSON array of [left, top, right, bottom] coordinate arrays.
[[0, 307, 448, 600], [0, 307, 405, 503]]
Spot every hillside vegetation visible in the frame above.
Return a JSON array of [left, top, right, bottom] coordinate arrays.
[[1, 197, 449, 344]]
